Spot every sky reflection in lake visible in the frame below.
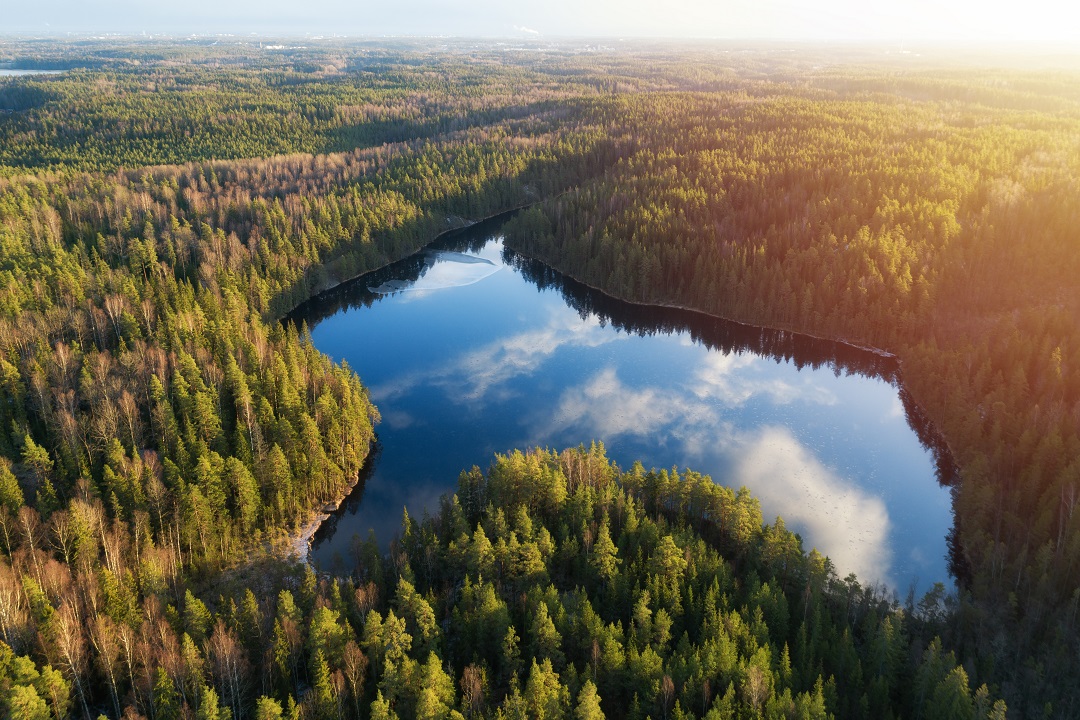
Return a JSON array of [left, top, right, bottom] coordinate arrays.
[[301, 225, 952, 593]]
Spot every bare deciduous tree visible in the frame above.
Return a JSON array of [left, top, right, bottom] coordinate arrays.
[[208, 619, 252, 720]]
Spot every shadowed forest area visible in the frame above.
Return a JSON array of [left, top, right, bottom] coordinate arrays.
[[0, 38, 1077, 718]]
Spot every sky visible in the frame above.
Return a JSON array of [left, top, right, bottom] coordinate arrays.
[[2, 0, 1078, 44]]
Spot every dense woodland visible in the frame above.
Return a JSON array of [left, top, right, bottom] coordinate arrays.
[[0, 39, 1076, 718], [501, 69, 1080, 716]]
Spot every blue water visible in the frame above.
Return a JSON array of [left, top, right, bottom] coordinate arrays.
[[0, 69, 65, 77], [297, 217, 953, 594]]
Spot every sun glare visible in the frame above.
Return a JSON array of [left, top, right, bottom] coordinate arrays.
[[3, 0, 1080, 44], [608, 0, 1080, 44]]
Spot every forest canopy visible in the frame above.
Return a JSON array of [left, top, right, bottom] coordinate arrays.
[[0, 38, 1077, 718]]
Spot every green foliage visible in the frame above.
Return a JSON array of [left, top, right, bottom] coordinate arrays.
[[4, 442, 1002, 719], [185, 589, 214, 644], [254, 696, 284, 720], [0, 39, 1072, 719], [152, 667, 180, 720], [500, 60, 1080, 717], [7, 685, 50, 720], [0, 458, 23, 513], [575, 680, 605, 720]]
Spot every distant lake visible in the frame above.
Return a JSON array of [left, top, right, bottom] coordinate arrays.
[[293, 215, 955, 594], [0, 69, 65, 77]]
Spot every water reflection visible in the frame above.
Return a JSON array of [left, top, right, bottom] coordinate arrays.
[[292, 216, 954, 592], [0, 69, 66, 77], [504, 248, 904, 385], [733, 426, 892, 586], [372, 308, 618, 405], [539, 366, 892, 585], [368, 251, 500, 296]]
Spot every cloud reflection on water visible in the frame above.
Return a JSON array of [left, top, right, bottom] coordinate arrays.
[[369, 252, 501, 299], [733, 426, 893, 586], [370, 308, 620, 403], [347, 245, 905, 588], [537, 364, 894, 586], [691, 351, 839, 408]]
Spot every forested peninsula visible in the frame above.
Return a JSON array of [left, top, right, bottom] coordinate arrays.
[[0, 39, 1076, 718]]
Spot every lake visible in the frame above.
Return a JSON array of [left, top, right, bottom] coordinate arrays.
[[293, 215, 955, 594], [0, 69, 65, 77]]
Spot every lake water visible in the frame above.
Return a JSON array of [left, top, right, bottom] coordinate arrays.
[[0, 69, 65, 77], [294, 215, 954, 593]]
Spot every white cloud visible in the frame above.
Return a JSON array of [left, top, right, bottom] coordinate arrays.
[[369, 305, 621, 404], [362, 242, 898, 587], [886, 395, 905, 420], [544, 366, 703, 439], [733, 426, 893, 586], [382, 410, 416, 429], [370, 252, 501, 301], [691, 352, 839, 408], [534, 366, 894, 585]]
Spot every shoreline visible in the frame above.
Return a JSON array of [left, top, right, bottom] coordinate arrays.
[[513, 244, 900, 361], [275, 205, 538, 568], [283, 198, 551, 319], [282, 199, 963, 574], [283, 461, 365, 567], [285, 510, 330, 566], [503, 241, 963, 482]]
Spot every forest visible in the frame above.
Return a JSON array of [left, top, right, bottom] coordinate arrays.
[[0, 38, 1077, 717]]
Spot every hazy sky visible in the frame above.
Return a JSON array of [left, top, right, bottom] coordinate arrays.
[[3, 0, 1078, 44]]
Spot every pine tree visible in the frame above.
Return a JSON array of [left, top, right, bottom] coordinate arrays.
[[590, 520, 620, 587], [254, 696, 284, 720], [152, 667, 180, 720], [575, 680, 605, 720], [310, 649, 336, 720]]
